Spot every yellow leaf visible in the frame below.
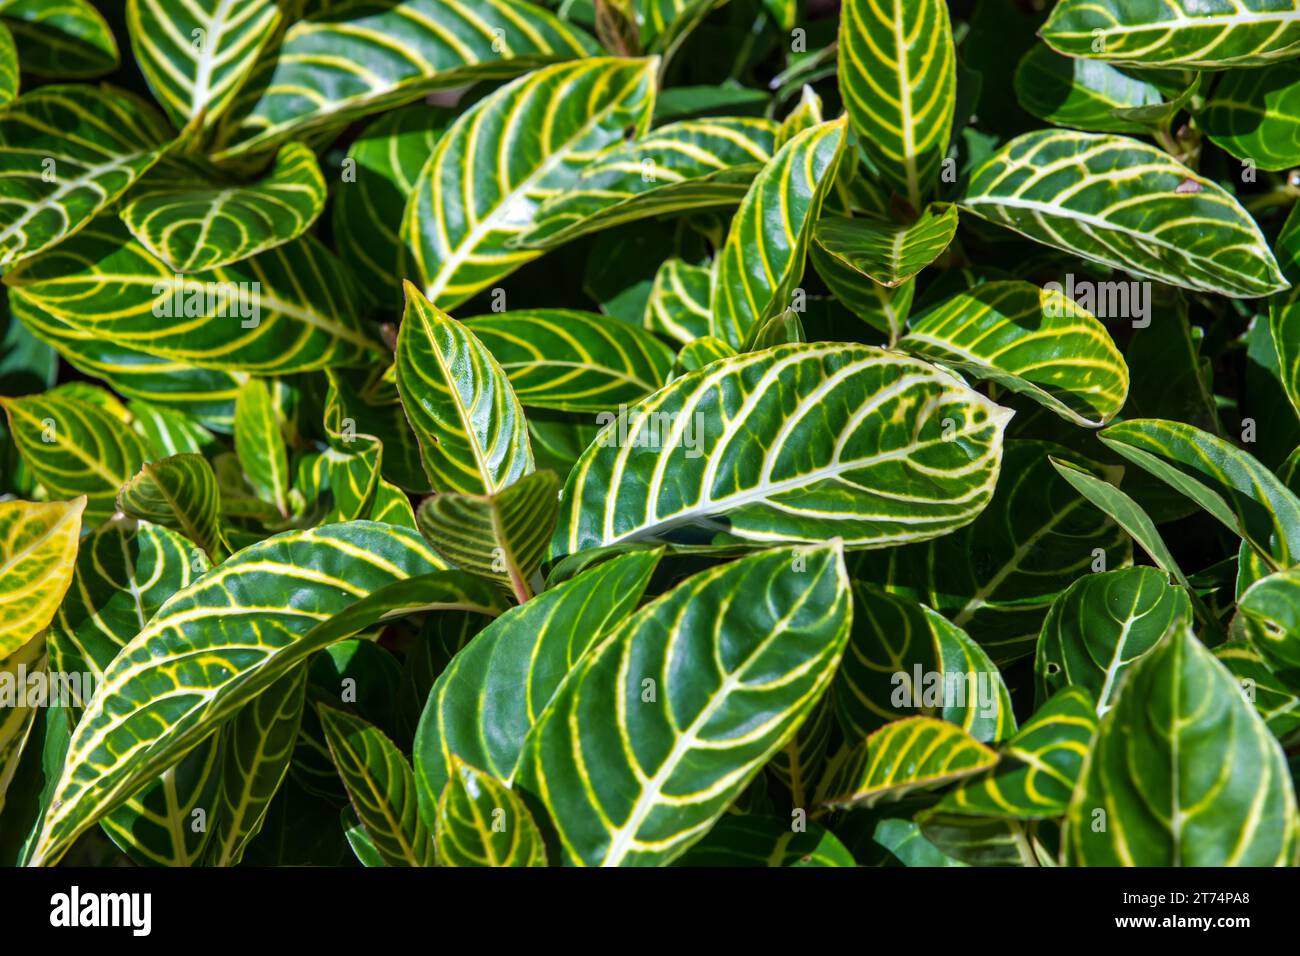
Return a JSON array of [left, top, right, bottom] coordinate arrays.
[[0, 496, 86, 657]]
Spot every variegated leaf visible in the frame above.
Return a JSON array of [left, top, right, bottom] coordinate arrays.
[[234, 377, 289, 519], [644, 257, 711, 345], [899, 280, 1130, 427], [465, 309, 674, 413], [838, 0, 956, 210], [333, 105, 452, 306], [394, 283, 534, 496], [1014, 45, 1165, 135], [1065, 628, 1298, 866], [961, 130, 1288, 298], [515, 544, 851, 866], [711, 118, 847, 347], [118, 454, 229, 562], [1, 387, 149, 523], [26, 525, 507, 867], [855, 442, 1132, 663], [1100, 418, 1300, 573], [121, 143, 327, 273], [0, 497, 84, 658], [516, 116, 777, 249], [0, 0, 118, 78], [416, 470, 559, 601], [1042, 0, 1300, 69], [10, 291, 244, 428], [812, 204, 958, 289], [319, 703, 433, 867], [413, 550, 661, 805], [6, 216, 380, 374], [820, 716, 998, 810], [435, 757, 546, 867], [0, 85, 170, 268], [404, 57, 657, 308], [931, 686, 1098, 820], [1036, 567, 1191, 712], [126, 0, 282, 134], [214, 0, 600, 160], [836, 582, 1015, 745], [207, 668, 307, 866], [552, 343, 1012, 558]]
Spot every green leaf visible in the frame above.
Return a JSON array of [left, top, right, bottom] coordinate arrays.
[[1204, 61, 1300, 170], [10, 291, 244, 429], [126, 0, 282, 133], [711, 118, 847, 347], [1014, 45, 1165, 135], [838, 0, 956, 210], [1042, 0, 1300, 69], [327, 366, 431, 494], [961, 130, 1289, 298], [812, 205, 958, 289], [671, 336, 736, 378], [435, 756, 546, 867], [214, 0, 600, 161], [1269, 202, 1300, 419], [1048, 456, 1191, 588], [810, 248, 916, 342], [1, 387, 149, 523], [0, 22, 16, 107], [416, 469, 559, 599], [395, 283, 534, 495], [899, 280, 1130, 427], [1065, 628, 1298, 866], [932, 686, 1098, 820], [404, 57, 657, 308], [0, 497, 84, 658], [465, 309, 674, 413], [935, 691, 1097, 816], [206, 668, 307, 866], [677, 815, 855, 866], [1238, 568, 1300, 689], [1100, 418, 1300, 572], [296, 436, 383, 524], [820, 716, 999, 810], [47, 518, 206, 713], [101, 734, 223, 867], [0, 0, 118, 78], [516, 116, 777, 249], [1214, 641, 1300, 742], [552, 342, 1012, 558], [645, 257, 712, 345], [26, 524, 487, 866], [514, 543, 852, 866], [0, 85, 170, 268], [0, 634, 46, 816], [836, 582, 1015, 745], [121, 143, 327, 273], [856, 442, 1132, 663], [319, 703, 433, 867], [118, 453, 229, 562], [234, 378, 290, 518], [333, 105, 453, 307], [1036, 568, 1191, 712], [5, 217, 380, 374], [413, 549, 661, 808]]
